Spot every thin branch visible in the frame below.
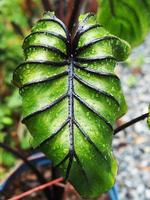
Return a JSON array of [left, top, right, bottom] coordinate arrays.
[[24, 0, 33, 15], [0, 142, 51, 199], [114, 112, 149, 135], [22, 0, 34, 27], [86, 0, 98, 13], [63, 0, 74, 26], [58, 0, 65, 21], [11, 22, 24, 37], [51, 167, 65, 200], [8, 177, 64, 200], [68, 0, 83, 34], [41, 0, 52, 11], [63, 0, 68, 16]]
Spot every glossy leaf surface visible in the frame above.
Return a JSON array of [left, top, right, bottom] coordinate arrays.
[[13, 12, 130, 198]]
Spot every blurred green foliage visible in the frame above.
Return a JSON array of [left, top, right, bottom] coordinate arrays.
[[0, 0, 43, 176], [97, 0, 150, 47]]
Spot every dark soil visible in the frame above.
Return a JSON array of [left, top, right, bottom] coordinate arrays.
[[0, 166, 109, 200]]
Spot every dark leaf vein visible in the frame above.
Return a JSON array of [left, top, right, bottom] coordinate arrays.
[[74, 119, 111, 170], [73, 93, 113, 130], [20, 71, 68, 89], [22, 93, 68, 123], [74, 73, 120, 107]]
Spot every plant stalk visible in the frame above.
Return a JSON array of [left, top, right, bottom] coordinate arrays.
[[114, 112, 149, 134], [41, 0, 52, 11], [68, 0, 82, 34]]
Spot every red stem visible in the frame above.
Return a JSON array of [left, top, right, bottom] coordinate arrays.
[[8, 177, 64, 200], [41, 0, 52, 11], [68, 0, 83, 34]]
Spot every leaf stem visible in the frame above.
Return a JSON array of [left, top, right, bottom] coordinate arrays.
[[9, 177, 63, 200], [114, 112, 149, 135], [68, 0, 82, 34], [41, 0, 52, 11], [11, 22, 24, 37]]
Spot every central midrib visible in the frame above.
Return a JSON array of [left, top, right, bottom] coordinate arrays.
[[68, 57, 74, 157]]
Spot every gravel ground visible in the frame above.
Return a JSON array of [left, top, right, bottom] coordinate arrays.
[[113, 34, 150, 200]]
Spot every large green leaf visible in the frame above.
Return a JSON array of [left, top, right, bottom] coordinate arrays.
[[97, 0, 150, 47], [13, 12, 130, 198]]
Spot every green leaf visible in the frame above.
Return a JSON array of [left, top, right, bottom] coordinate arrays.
[[20, 130, 32, 150], [1, 150, 16, 167], [2, 117, 13, 126], [97, 0, 150, 47], [13, 12, 130, 198], [0, 0, 29, 29]]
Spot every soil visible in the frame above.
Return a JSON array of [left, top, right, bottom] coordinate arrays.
[[0, 165, 109, 200]]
